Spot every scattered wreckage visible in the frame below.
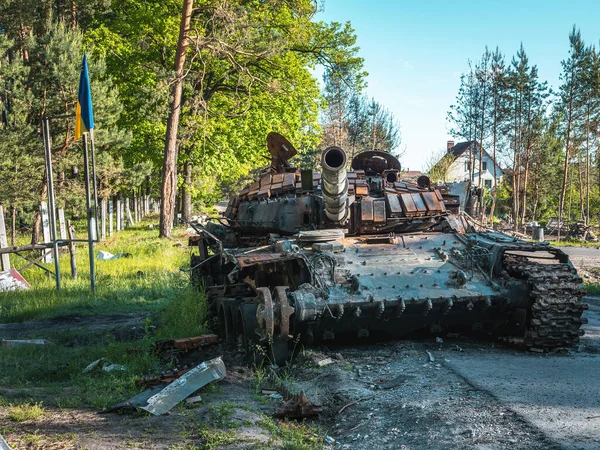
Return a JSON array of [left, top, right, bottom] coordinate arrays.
[[189, 133, 587, 365]]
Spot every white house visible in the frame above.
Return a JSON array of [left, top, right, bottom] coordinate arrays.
[[431, 140, 504, 189]]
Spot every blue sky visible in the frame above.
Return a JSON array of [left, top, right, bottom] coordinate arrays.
[[317, 0, 600, 171]]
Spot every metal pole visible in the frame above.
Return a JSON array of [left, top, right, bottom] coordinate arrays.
[[89, 129, 100, 241], [42, 118, 61, 291], [83, 133, 96, 291]]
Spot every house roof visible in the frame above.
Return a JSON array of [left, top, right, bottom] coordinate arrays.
[[401, 170, 423, 178], [439, 141, 505, 174], [448, 141, 474, 158]]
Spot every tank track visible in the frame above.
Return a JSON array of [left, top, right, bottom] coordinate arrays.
[[504, 262, 588, 351]]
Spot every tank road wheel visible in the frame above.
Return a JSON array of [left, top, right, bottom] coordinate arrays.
[[255, 287, 292, 367], [215, 297, 239, 347], [505, 263, 588, 351], [237, 303, 264, 366]]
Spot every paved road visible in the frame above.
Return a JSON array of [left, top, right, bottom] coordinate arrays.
[[444, 296, 600, 449], [560, 246, 600, 258]]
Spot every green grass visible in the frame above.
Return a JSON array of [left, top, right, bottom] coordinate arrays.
[[258, 415, 328, 450], [0, 217, 194, 323], [0, 218, 209, 409], [548, 239, 600, 248], [584, 283, 600, 296], [7, 402, 45, 422]]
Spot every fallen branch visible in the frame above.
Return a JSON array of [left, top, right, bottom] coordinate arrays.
[[338, 394, 376, 414]]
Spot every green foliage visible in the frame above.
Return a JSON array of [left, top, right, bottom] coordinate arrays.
[[7, 402, 45, 422], [320, 66, 401, 158], [158, 286, 207, 339], [1, 0, 368, 221]]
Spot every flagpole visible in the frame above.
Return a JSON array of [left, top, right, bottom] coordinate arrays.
[[42, 117, 62, 291], [83, 132, 96, 291], [90, 128, 100, 242]]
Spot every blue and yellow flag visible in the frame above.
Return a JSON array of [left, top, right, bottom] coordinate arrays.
[[75, 53, 94, 139]]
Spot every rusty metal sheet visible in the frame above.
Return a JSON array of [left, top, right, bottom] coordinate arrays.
[[421, 191, 441, 212], [386, 194, 403, 216], [361, 199, 374, 222], [411, 193, 427, 214], [282, 173, 295, 190], [276, 383, 321, 419], [354, 169, 365, 179], [400, 193, 418, 216], [260, 173, 272, 187], [272, 173, 284, 184], [373, 200, 386, 223], [258, 185, 271, 198], [347, 172, 357, 180], [356, 186, 369, 196], [155, 334, 219, 354], [248, 181, 260, 199], [238, 253, 299, 267], [434, 189, 444, 201], [271, 182, 283, 194]]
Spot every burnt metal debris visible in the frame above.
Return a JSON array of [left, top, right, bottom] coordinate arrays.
[[189, 133, 587, 365], [104, 356, 226, 415]]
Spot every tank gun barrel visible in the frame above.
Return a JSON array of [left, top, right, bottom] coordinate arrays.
[[321, 146, 348, 222]]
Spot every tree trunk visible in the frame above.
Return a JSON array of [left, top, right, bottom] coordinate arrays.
[[585, 103, 591, 225], [182, 162, 192, 222], [512, 94, 520, 229], [159, 0, 193, 238], [70, 0, 77, 30], [577, 148, 585, 222], [559, 69, 575, 240], [568, 163, 573, 222], [521, 146, 530, 227], [19, 23, 29, 62]]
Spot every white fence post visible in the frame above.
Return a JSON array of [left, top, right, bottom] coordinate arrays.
[[116, 198, 121, 232], [109, 198, 113, 237], [101, 199, 107, 240], [58, 208, 67, 240], [0, 205, 10, 271]]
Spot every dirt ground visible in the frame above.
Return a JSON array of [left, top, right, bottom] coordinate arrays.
[[1, 258, 599, 449]]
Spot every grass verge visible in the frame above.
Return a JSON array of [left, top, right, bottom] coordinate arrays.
[[0, 219, 208, 410]]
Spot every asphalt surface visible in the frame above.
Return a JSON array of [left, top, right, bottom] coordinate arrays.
[[444, 296, 600, 450], [560, 246, 600, 258]]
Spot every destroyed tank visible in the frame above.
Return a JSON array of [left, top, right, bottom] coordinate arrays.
[[189, 133, 587, 364]]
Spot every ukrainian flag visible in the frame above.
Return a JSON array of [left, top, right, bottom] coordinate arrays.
[[75, 53, 94, 139]]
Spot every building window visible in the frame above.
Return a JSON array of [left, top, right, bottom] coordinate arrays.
[[484, 179, 492, 189], [482, 161, 487, 171], [465, 161, 471, 172]]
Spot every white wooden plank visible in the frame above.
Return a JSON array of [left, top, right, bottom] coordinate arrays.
[[109, 199, 113, 237], [0, 205, 10, 271], [116, 198, 121, 232], [101, 199, 107, 240], [58, 208, 67, 240]]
